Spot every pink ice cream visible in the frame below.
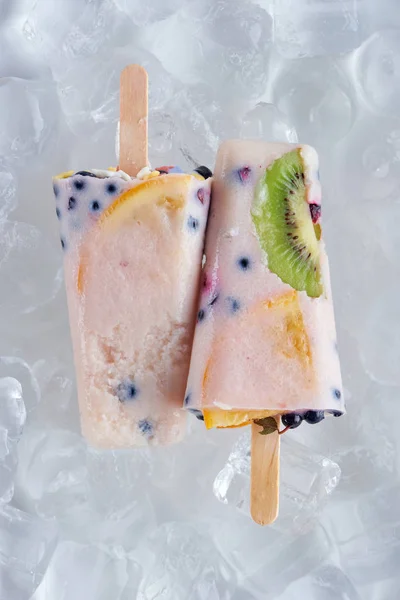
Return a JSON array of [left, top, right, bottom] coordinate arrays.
[[53, 167, 211, 447], [184, 141, 343, 428]]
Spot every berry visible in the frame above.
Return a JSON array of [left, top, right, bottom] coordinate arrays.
[[237, 256, 251, 271], [304, 410, 325, 424], [90, 200, 101, 212], [281, 413, 303, 429], [68, 196, 77, 210], [106, 182, 118, 194], [53, 182, 59, 197], [188, 408, 204, 421], [197, 188, 205, 204], [238, 166, 251, 183], [227, 296, 240, 313], [76, 171, 97, 178], [73, 178, 85, 191], [60, 237, 66, 250], [184, 393, 191, 406], [188, 216, 199, 231], [333, 388, 342, 400], [138, 419, 153, 437], [309, 203, 321, 223], [56, 207, 61, 219], [330, 410, 343, 417], [194, 166, 213, 179], [116, 380, 138, 402], [197, 308, 205, 322], [209, 293, 219, 306]]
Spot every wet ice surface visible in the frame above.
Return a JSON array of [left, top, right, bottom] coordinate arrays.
[[0, 0, 398, 598]]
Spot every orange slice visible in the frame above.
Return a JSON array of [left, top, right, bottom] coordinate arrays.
[[201, 290, 315, 429], [203, 408, 279, 429], [77, 174, 193, 293]]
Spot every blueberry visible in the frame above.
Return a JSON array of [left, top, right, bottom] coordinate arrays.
[[90, 200, 101, 212], [237, 166, 251, 183], [76, 171, 97, 178], [333, 388, 342, 400], [53, 182, 59, 197], [184, 393, 191, 406], [73, 178, 85, 191], [197, 308, 206, 322], [194, 166, 213, 179], [56, 207, 61, 219], [304, 410, 325, 424], [106, 182, 118, 194], [68, 196, 77, 210], [188, 408, 204, 421], [237, 256, 251, 271], [209, 293, 219, 306], [281, 413, 303, 429], [309, 203, 321, 223], [227, 296, 240, 313], [116, 380, 138, 402], [60, 237, 66, 250], [188, 216, 199, 231], [138, 419, 154, 438], [330, 410, 343, 417]]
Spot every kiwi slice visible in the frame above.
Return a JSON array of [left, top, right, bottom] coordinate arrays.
[[252, 149, 323, 298]]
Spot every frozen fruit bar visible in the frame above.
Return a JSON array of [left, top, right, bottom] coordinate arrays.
[[53, 166, 211, 448], [185, 141, 343, 430]]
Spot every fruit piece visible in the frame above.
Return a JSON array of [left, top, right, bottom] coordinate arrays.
[[201, 291, 316, 428], [237, 256, 251, 271], [203, 408, 278, 429], [77, 175, 192, 293], [281, 413, 303, 429], [252, 149, 323, 298], [194, 166, 213, 179], [309, 203, 321, 223], [303, 410, 325, 424], [238, 166, 252, 183]]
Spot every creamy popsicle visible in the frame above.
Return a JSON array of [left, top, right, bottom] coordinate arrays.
[[185, 141, 343, 430], [53, 165, 211, 448]]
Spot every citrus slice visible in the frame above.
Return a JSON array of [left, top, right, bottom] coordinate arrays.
[[77, 174, 192, 293], [201, 291, 316, 428]]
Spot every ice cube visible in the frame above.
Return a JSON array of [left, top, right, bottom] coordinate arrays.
[[0, 377, 26, 443], [136, 522, 237, 600], [214, 516, 332, 598], [0, 504, 58, 600], [21, 0, 131, 80], [144, 0, 272, 101], [58, 46, 175, 136], [0, 170, 17, 221], [272, 0, 367, 58], [240, 103, 298, 143], [0, 78, 59, 167], [272, 59, 355, 147], [356, 30, 400, 118], [0, 222, 62, 316], [114, 0, 183, 25], [360, 286, 400, 386], [277, 564, 362, 600], [214, 431, 341, 533], [32, 541, 142, 600], [324, 485, 400, 583]]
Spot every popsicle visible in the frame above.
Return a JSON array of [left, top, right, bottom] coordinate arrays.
[[53, 65, 211, 448], [184, 140, 343, 521]]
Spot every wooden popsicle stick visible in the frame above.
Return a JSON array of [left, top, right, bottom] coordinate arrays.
[[119, 64, 148, 177], [250, 416, 280, 525]]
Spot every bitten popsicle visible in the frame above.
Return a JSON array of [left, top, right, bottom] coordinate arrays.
[[184, 140, 343, 521], [53, 65, 211, 448]]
